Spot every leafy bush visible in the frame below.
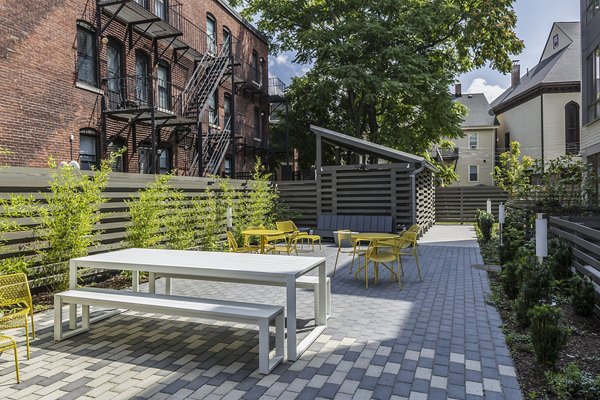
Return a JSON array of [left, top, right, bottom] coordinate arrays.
[[514, 260, 552, 327], [547, 238, 572, 280], [570, 275, 596, 317], [38, 157, 114, 289], [547, 363, 600, 399], [0, 194, 37, 277], [196, 184, 222, 252], [499, 208, 528, 265], [476, 209, 494, 242], [528, 304, 569, 367], [126, 174, 175, 249], [501, 261, 521, 300]]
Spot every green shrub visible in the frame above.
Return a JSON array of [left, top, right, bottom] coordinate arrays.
[[547, 238, 572, 280], [514, 260, 552, 327], [476, 209, 495, 242], [197, 184, 222, 252], [528, 304, 569, 367], [501, 261, 521, 300], [0, 194, 37, 277], [547, 363, 600, 399], [499, 208, 528, 265], [570, 274, 596, 317], [126, 175, 170, 249], [38, 157, 115, 289]]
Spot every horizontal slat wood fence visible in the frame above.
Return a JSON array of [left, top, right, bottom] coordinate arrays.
[[1, 167, 249, 288], [436, 186, 508, 223], [549, 216, 600, 314]]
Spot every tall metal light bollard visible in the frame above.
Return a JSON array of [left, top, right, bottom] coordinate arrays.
[[486, 199, 492, 214], [498, 203, 505, 245], [535, 213, 548, 263]]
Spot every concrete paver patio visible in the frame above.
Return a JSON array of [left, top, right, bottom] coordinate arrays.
[[0, 225, 521, 399]]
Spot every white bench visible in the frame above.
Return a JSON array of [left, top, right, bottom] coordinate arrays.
[[151, 274, 331, 319], [54, 288, 284, 374]]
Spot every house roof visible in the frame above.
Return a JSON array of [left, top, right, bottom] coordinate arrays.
[[309, 125, 437, 171], [491, 22, 580, 111], [454, 93, 499, 128]]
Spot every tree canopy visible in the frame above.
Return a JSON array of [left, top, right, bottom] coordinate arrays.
[[232, 0, 524, 166]]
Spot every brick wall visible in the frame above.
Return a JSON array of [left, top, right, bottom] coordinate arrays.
[[0, 0, 270, 175]]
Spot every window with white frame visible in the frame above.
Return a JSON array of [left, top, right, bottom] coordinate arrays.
[[469, 133, 478, 149], [207, 15, 217, 55], [469, 165, 478, 182]]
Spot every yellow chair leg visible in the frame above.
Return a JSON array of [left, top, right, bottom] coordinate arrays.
[[350, 254, 355, 274], [25, 323, 30, 360], [13, 345, 20, 383], [30, 311, 35, 340]]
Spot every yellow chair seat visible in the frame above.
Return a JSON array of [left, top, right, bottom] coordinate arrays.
[[0, 334, 20, 383], [0, 273, 35, 360]]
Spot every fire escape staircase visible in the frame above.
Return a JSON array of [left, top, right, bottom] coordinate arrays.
[[181, 44, 233, 176]]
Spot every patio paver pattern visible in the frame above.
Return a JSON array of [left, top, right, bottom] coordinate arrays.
[[0, 225, 522, 399]]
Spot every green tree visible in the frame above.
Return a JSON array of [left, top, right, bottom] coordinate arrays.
[[493, 141, 533, 199], [233, 0, 523, 165]]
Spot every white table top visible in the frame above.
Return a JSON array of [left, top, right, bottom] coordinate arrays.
[[71, 248, 326, 282]]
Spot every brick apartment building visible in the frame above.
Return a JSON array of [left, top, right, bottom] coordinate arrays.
[[0, 0, 285, 177]]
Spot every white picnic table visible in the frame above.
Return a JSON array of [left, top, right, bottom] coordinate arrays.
[[68, 248, 328, 361]]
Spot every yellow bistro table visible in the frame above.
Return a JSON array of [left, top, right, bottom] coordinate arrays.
[[241, 229, 286, 254], [351, 232, 399, 287]]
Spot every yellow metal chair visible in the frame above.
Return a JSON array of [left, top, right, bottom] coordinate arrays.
[[226, 231, 256, 253], [0, 273, 35, 359], [0, 335, 20, 383], [333, 230, 368, 276], [268, 231, 299, 255], [364, 237, 403, 288], [397, 231, 422, 282], [407, 224, 422, 255], [277, 220, 321, 251], [242, 225, 264, 252]]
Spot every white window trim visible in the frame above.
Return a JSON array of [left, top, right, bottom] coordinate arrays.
[[468, 165, 479, 182], [468, 132, 478, 149]]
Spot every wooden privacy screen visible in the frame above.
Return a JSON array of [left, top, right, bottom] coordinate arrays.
[[436, 186, 508, 223], [278, 163, 435, 233]]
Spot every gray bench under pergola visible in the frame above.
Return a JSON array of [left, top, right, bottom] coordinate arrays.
[[277, 125, 437, 235]]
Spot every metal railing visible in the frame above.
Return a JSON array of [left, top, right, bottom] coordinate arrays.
[[268, 77, 286, 97], [102, 75, 185, 116]]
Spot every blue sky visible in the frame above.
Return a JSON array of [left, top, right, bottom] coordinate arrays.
[[268, 0, 581, 102]]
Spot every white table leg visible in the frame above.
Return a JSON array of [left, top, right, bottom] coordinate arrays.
[[166, 277, 172, 295], [317, 261, 327, 325], [286, 278, 297, 360], [69, 262, 77, 329]]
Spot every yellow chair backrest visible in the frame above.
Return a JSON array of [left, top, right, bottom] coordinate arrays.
[[336, 230, 352, 248], [0, 273, 33, 309], [276, 221, 296, 233], [399, 231, 418, 249], [407, 224, 421, 235]]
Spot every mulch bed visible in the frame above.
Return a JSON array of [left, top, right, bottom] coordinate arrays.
[[488, 272, 600, 399]]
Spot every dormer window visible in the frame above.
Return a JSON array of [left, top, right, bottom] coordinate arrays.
[[553, 34, 559, 49]]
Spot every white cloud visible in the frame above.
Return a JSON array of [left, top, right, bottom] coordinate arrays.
[[275, 54, 289, 65], [466, 78, 506, 102]]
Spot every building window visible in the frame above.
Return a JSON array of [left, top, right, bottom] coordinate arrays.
[[107, 38, 124, 109], [552, 34, 559, 49], [252, 50, 260, 84], [587, 0, 600, 21], [79, 129, 99, 171], [504, 132, 511, 153], [224, 93, 232, 130], [588, 49, 600, 123], [157, 61, 170, 110], [159, 147, 172, 174], [224, 158, 232, 177], [139, 146, 151, 174], [208, 90, 218, 126], [207, 15, 217, 55], [135, 51, 150, 105], [108, 137, 127, 172], [133, 0, 147, 8], [253, 107, 261, 140], [469, 165, 478, 182], [76, 22, 97, 86], [154, 0, 167, 21], [222, 27, 231, 55], [469, 133, 478, 149], [565, 102, 580, 154]]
